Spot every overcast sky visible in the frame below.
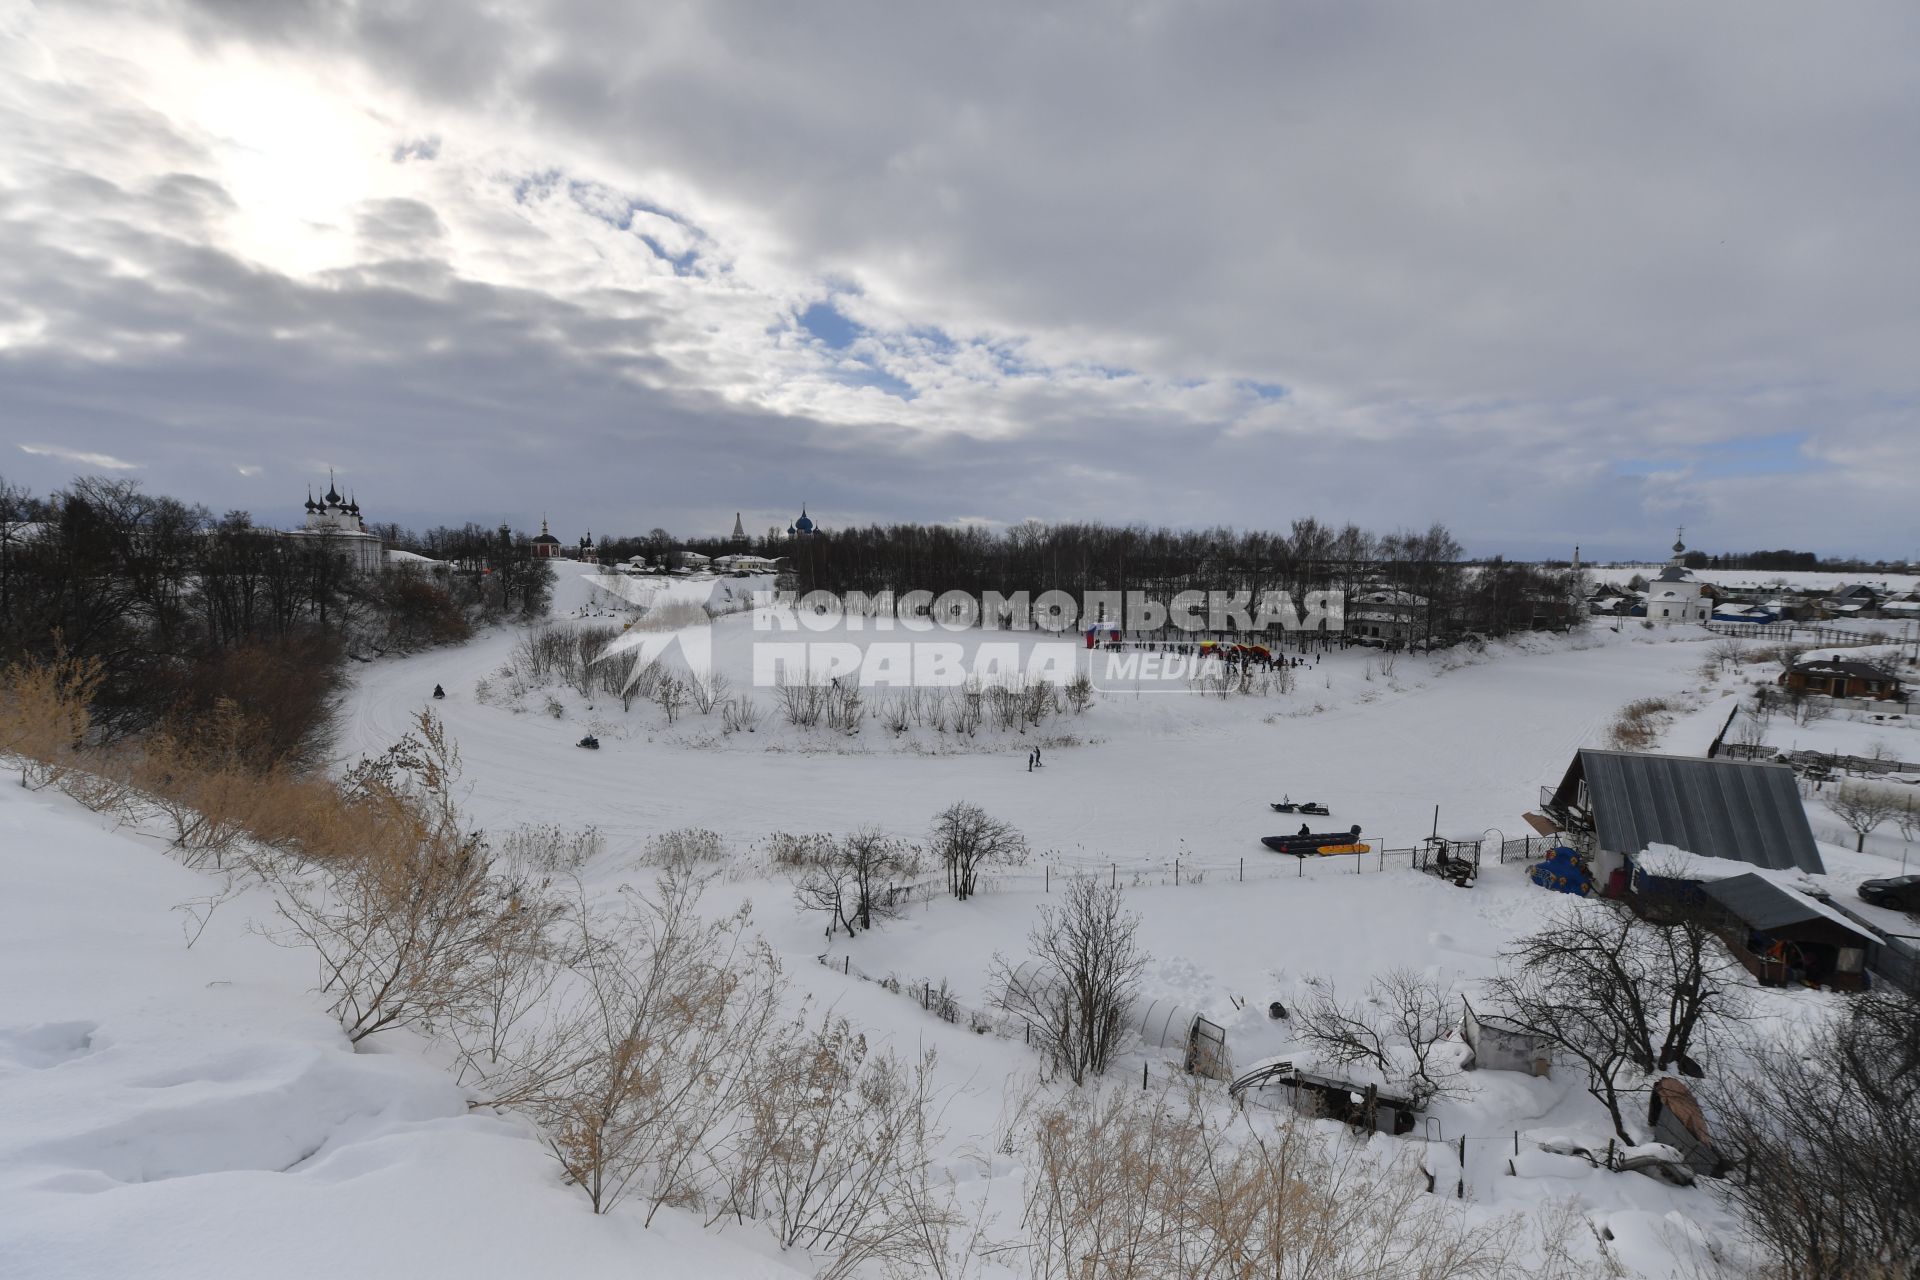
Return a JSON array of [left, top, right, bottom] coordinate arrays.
[[2, 0, 1916, 559]]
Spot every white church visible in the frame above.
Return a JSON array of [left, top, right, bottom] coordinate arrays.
[[283, 475, 386, 574], [1646, 530, 1709, 624]]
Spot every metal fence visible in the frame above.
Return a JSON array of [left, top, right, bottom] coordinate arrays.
[[817, 951, 1023, 1039], [1818, 901, 1920, 997], [1791, 748, 1920, 775], [1497, 834, 1561, 864], [1872, 939, 1920, 998], [1703, 620, 1913, 647]]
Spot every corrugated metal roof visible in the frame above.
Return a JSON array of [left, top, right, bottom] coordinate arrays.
[[1702, 874, 1877, 943], [1578, 750, 1824, 874]]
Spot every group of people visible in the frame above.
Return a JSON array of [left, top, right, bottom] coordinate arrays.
[[1026, 746, 1044, 772]]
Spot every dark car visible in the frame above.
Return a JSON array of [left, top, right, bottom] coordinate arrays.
[[1858, 875, 1920, 912]]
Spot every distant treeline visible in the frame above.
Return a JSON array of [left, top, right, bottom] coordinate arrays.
[[0, 475, 551, 766], [1596, 549, 1912, 574], [382, 514, 1581, 641], [770, 519, 1574, 642], [1687, 550, 1912, 573]]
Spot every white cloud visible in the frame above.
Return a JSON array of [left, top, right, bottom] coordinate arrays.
[[19, 444, 141, 471]]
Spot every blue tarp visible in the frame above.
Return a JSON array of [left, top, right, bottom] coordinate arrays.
[[1529, 847, 1593, 896]]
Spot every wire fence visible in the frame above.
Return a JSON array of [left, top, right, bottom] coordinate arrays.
[[910, 833, 1569, 898], [816, 950, 1026, 1040]]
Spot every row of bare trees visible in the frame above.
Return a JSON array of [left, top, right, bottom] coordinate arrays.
[[790, 801, 1036, 935]]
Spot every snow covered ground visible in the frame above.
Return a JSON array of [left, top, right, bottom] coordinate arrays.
[[11, 572, 1918, 1278], [0, 784, 805, 1280], [357, 570, 1732, 860]]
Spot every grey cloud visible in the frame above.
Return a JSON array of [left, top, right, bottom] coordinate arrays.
[[354, 197, 447, 256]]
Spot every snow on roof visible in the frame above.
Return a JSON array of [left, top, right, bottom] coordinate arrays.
[[1633, 843, 1759, 883], [1702, 874, 1880, 944], [1792, 657, 1896, 680]]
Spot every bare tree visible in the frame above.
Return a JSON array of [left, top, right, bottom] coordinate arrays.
[[654, 673, 687, 725], [930, 800, 1029, 900], [1731, 706, 1771, 754], [1708, 638, 1747, 671], [778, 678, 826, 728], [1294, 968, 1461, 1106], [1708, 989, 1920, 1280], [995, 878, 1147, 1085], [1826, 781, 1903, 851], [1486, 899, 1743, 1142], [1063, 671, 1094, 714], [687, 669, 731, 715], [790, 828, 917, 936]]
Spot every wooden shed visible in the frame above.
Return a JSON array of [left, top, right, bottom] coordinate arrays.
[[1702, 873, 1878, 992]]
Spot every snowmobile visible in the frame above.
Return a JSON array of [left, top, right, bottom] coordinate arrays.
[[432, 684, 445, 699], [1269, 800, 1331, 816], [576, 734, 600, 750], [1260, 825, 1369, 857]]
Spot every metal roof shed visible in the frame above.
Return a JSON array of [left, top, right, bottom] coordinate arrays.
[[1545, 750, 1823, 876], [1703, 873, 1877, 991], [1701, 875, 1877, 947]]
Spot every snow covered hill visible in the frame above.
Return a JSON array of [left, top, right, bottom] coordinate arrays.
[[0, 785, 801, 1280]]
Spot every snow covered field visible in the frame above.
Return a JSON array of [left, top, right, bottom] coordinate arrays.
[[9, 571, 1918, 1278], [1593, 566, 1919, 596]]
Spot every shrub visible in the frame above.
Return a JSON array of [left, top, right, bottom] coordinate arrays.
[[0, 642, 104, 792], [643, 827, 728, 869]]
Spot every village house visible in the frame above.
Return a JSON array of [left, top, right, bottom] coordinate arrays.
[[1780, 654, 1904, 701], [1818, 583, 1878, 617], [1348, 588, 1427, 647]]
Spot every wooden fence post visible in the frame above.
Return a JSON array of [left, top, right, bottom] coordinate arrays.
[[1045, 865, 1050, 893], [1239, 857, 1244, 882]]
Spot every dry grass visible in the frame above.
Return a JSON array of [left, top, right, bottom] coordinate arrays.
[[641, 827, 728, 868], [1606, 696, 1673, 751], [1022, 1086, 1593, 1280], [0, 643, 105, 793]]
